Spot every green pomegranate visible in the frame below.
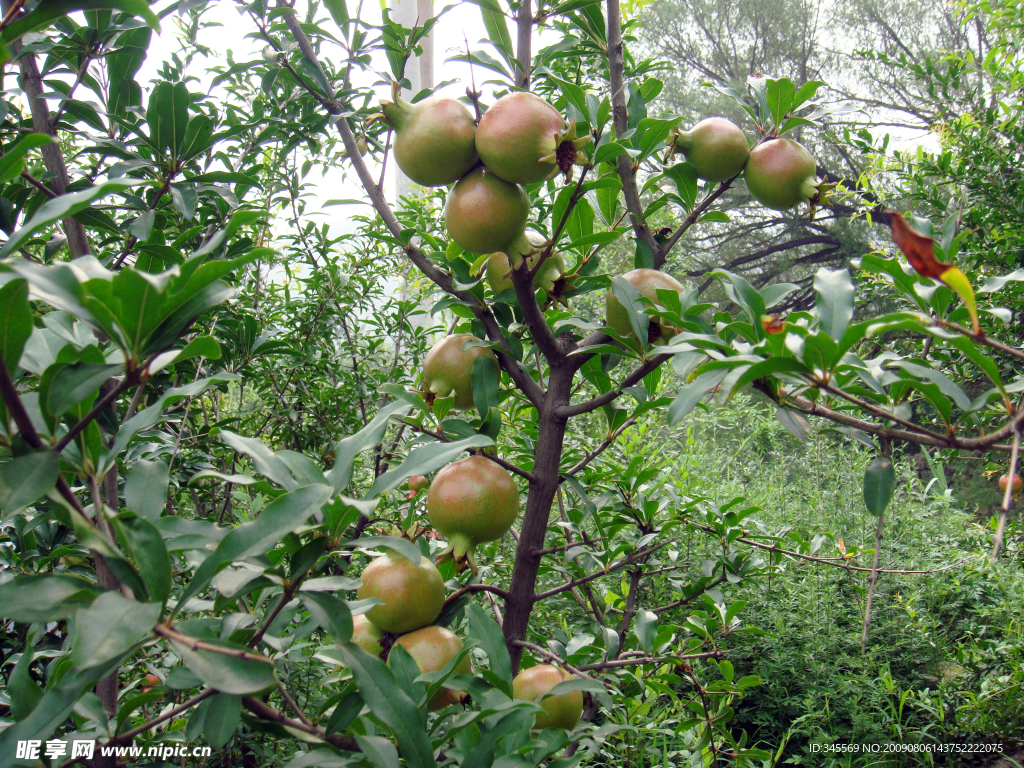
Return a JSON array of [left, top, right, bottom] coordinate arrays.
[[357, 552, 444, 634], [380, 85, 479, 187], [428, 455, 519, 573], [513, 664, 583, 730], [605, 268, 685, 345], [422, 334, 499, 410], [350, 614, 384, 657], [744, 138, 820, 211], [445, 167, 531, 257], [669, 118, 749, 182], [475, 91, 589, 184], [388, 625, 473, 710], [407, 475, 430, 493], [486, 232, 565, 298]]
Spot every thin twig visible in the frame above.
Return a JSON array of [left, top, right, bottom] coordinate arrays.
[[990, 426, 1020, 563]]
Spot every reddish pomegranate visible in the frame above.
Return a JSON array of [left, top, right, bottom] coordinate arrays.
[[605, 268, 685, 345], [669, 118, 749, 182], [445, 167, 530, 256], [512, 664, 583, 730], [428, 455, 519, 573], [380, 85, 478, 187], [422, 334, 499, 410], [356, 552, 444, 634], [475, 92, 590, 184], [388, 626, 472, 710], [999, 473, 1022, 494], [486, 232, 565, 298], [407, 475, 430, 494], [744, 138, 820, 211], [351, 614, 384, 656]]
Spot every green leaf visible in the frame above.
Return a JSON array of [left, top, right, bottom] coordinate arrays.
[[791, 80, 824, 111], [342, 536, 423, 566], [0, 278, 32, 374], [609, 275, 649, 349], [479, 4, 514, 71], [327, 400, 409, 493], [1, 0, 159, 45], [283, 749, 356, 768], [893, 361, 972, 411], [175, 483, 333, 611], [0, 575, 98, 623], [299, 592, 353, 645], [775, 407, 810, 440], [0, 134, 55, 185], [633, 609, 657, 654], [814, 268, 855, 342], [668, 369, 728, 425], [713, 269, 766, 327], [663, 162, 698, 211], [471, 353, 500, 419], [765, 78, 796, 128], [146, 81, 191, 157], [355, 736, 400, 768], [220, 430, 300, 490], [365, 434, 494, 498], [727, 357, 810, 397], [46, 362, 121, 420], [333, 644, 435, 768], [70, 592, 161, 669], [204, 693, 241, 750], [170, 639, 277, 695], [323, 0, 350, 27], [9, 645, 44, 721], [0, 450, 59, 515], [124, 459, 169, 523], [466, 604, 512, 693], [115, 516, 172, 604], [863, 457, 896, 516], [2, 180, 141, 258]]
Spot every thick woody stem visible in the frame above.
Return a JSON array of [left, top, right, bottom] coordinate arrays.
[[515, 0, 532, 89]]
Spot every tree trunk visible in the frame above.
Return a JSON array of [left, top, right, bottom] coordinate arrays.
[[502, 362, 572, 671]]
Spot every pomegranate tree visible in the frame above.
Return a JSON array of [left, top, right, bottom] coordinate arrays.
[[427, 455, 519, 573]]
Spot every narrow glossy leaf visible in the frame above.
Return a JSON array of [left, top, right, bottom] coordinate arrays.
[[610, 275, 649, 349], [175, 483, 333, 610], [863, 457, 896, 516], [327, 399, 409, 492], [466, 603, 512, 692], [1, 0, 159, 45], [204, 693, 241, 750], [70, 592, 161, 669], [46, 362, 121, 419], [668, 369, 728, 425], [333, 644, 435, 768], [765, 78, 795, 128], [775, 408, 810, 440], [633, 609, 657, 654], [220, 430, 299, 490], [813, 268, 855, 341], [342, 536, 423, 566], [116, 516, 171, 604], [0, 450, 59, 514], [2, 182, 140, 259], [0, 134, 55, 185], [761, 282, 799, 309], [9, 646, 43, 721], [355, 736, 400, 768], [0, 575, 98, 623], [471, 354, 500, 419], [170, 639, 277, 695], [146, 81, 190, 157], [0, 278, 32, 374], [728, 357, 810, 398], [893, 361, 972, 411], [299, 592, 353, 645], [366, 434, 494, 498], [124, 459, 169, 523]]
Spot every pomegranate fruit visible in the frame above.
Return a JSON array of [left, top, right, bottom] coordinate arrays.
[[407, 475, 429, 492], [445, 167, 531, 257], [428, 455, 519, 573], [422, 334, 499, 410], [668, 117, 749, 182], [605, 268, 685, 345], [475, 92, 589, 184], [486, 232, 565, 298], [388, 625, 472, 710], [512, 664, 583, 730], [744, 138, 820, 211], [999, 473, 1022, 494], [379, 84, 478, 187], [357, 552, 444, 634], [351, 614, 384, 656]]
